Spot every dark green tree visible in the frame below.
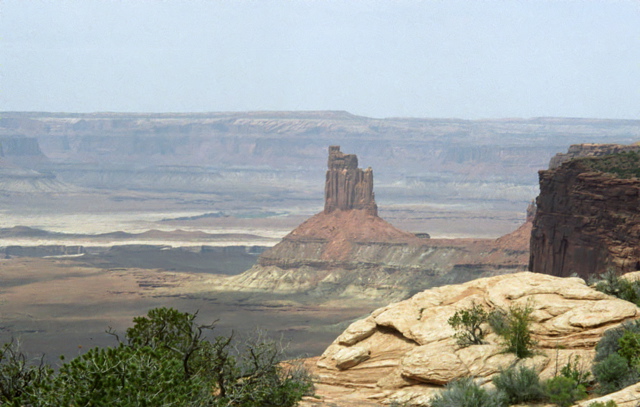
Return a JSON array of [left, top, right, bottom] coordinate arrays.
[[2, 307, 313, 407]]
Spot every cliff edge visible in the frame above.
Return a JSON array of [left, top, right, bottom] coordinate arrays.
[[530, 144, 640, 279]]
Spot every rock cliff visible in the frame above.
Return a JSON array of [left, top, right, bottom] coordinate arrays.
[[530, 145, 640, 279], [304, 272, 639, 406]]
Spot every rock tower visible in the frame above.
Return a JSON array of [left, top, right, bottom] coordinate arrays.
[[324, 146, 377, 216]]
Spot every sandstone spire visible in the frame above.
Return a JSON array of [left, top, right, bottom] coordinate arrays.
[[324, 146, 377, 216]]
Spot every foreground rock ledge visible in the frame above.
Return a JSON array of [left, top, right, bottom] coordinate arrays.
[[307, 272, 639, 406]]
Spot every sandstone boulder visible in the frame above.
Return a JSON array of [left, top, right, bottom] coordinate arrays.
[[312, 272, 640, 406]]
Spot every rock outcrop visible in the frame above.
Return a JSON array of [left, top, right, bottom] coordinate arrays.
[[306, 272, 639, 406], [530, 145, 640, 279], [324, 146, 377, 216], [212, 147, 530, 301]]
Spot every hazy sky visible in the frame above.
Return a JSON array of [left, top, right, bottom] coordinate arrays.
[[1, 0, 639, 119]]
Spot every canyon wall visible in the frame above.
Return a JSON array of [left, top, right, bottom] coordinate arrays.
[[2, 112, 639, 192], [530, 145, 640, 278]]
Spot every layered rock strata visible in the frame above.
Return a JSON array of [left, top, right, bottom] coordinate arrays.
[[305, 272, 639, 406], [213, 147, 530, 301], [530, 145, 640, 279]]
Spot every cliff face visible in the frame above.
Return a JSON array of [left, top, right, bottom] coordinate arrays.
[[530, 145, 640, 279]]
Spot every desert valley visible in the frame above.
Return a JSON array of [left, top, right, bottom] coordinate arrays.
[[2, 112, 640, 405]]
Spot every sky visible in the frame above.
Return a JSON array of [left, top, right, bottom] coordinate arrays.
[[1, 0, 639, 119]]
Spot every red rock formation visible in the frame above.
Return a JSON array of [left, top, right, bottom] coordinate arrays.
[[324, 146, 377, 216], [530, 146, 640, 279], [219, 146, 530, 300]]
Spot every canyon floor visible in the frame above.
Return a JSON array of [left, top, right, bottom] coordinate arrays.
[[0, 256, 379, 364]]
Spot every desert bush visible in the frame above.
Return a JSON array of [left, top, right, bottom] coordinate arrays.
[[0, 340, 52, 405], [592, 353, 638, 395], [559, 354, 591, 387], [448, 303, 489, 347], [579, 151, 640, 179], [1, 307, 313, 407], [592, 320, 640, 394], [37, 345, 209, 406], [595, 320, 640, 363], [543, 375, 587, 407], [489, 302, 536, 358], [492, 365, 545, 404], [430, 377, 506, 407], [594, 269, 640, 306], [617, 330, 640, 367]]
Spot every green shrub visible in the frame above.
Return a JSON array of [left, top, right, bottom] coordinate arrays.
[[592, 353, 638, 395], [617, 330, 640, 367], [578, 151, 640, 179], [594, 269, 640, 306], [0, 340, 52, 405], [489, 302, 536, 358], [588, 401, 617, 407], [448, 303, 489, 347], [592, 320, 640, 395], [595, 320, 640, 362], [559, 354, 591, 387], [1, 307, 313, 407], [38, 345, 209, 406], [492, 365, 545, 404], [430, 377, 507, 407], [543, 376, 587, 407]]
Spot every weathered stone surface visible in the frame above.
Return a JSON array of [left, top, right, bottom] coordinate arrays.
[[400, 342, 469, 384], [312, 272, 640, 406], [334, 346, 371, 370], [338, 317, 378, 346], [575, 382, 640, 407], [324, 145, 377, 216], [530, 144, 640, 279]]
